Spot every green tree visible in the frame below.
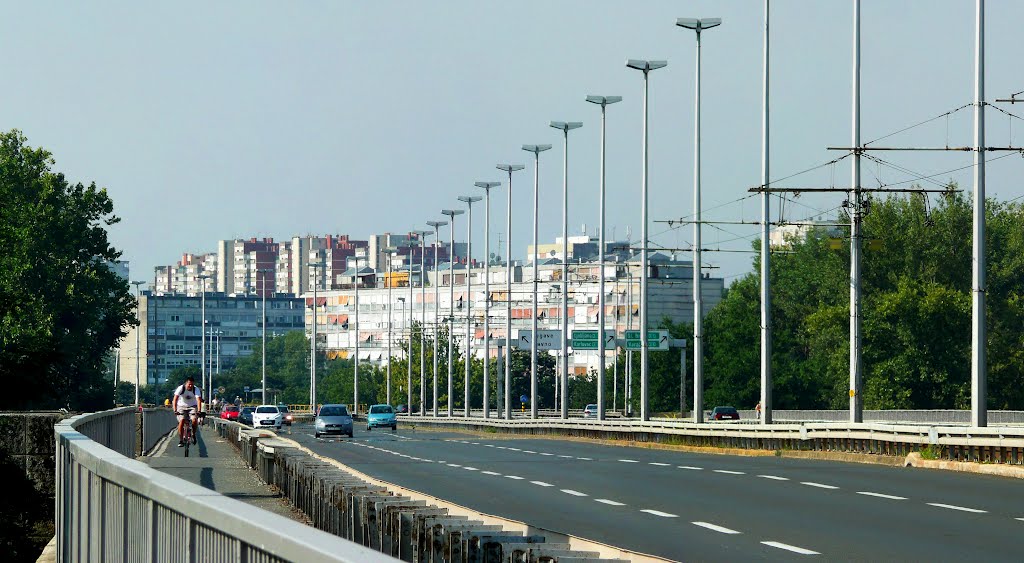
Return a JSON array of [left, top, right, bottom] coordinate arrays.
[[0, 130, 136, 410]]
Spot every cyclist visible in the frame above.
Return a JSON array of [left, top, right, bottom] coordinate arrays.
[[173, 376, 203, 447]]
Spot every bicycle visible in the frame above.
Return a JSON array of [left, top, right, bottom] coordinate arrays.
[[180, 411, 204, 457]]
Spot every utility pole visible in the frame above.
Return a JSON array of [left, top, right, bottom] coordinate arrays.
[[849, 0, 864, 423], [760, 0, 773, 424], [427, 220, 448, 417], [550, 121, 582, 420], [971, 0, 987, 427], [132, 281, 145, 405]]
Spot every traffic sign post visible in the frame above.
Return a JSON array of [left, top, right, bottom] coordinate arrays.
[[570, 329, 616, 351], [624, 329, 671, 351]]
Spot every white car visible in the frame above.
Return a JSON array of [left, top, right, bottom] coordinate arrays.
[[251, 405, 283, 430]]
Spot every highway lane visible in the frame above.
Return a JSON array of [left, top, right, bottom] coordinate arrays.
[[286, 423, 1024, 561]]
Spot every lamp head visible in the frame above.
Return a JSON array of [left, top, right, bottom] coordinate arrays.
[[441, 209, 464, 218], [676, 17, 722, 31], [550, 121, 583, 132], [496, 164, 526, 172], [474, 181, 501, 190], [427, 220, 448, 228], [522, 144, 553, 154], [586, 95, 623, 106], [626, 59, 668, 72], [457, 195, 483, 204]]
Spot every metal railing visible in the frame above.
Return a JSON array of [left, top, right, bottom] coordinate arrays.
[[55, 406, 393, 562]]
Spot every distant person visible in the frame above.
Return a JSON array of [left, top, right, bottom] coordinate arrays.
[[755, 401, 762, 420], [173, 376, 203, 447]]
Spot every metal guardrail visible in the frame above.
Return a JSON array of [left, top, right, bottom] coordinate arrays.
[[404, 415, 1024, 464], [55, 406, 394, 562]]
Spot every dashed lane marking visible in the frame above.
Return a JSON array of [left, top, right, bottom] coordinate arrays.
[[530, 481, 554, 487], [762, 541, 819, 555], [595, 499, 626, 506], [618, 459, 639, 463], [801, 482, 839, 490], [481, 471, 501, 476], [857, 491, 906, 500], [713, 470, 745, 475], [678, 466, 704, 471], [505, 475, 525, 480], [927, 503, 986, 514], [640, 509, 678, 518], [758, 475, 788, 481], [649, 462, 670, 466], [561, 489, 587, 497], [692, 521, 741, 534]]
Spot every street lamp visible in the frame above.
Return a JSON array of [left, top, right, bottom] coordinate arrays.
[[257, 268, 273, 405], [626, 58, 668, 422], [398, 295, 408, 408], [475, 181, 501, 418], [521, 144, 551, 419], [309, 261, 325, 410], [586, 95, 622, 421], [457, 194, 482, 417], [197, 274, 211, 396], [440, 209, 464, 416], [677, 16, 721, 423], [131, 281, 145, 404], [414, 229, 432, 416], [550, 121, 582, 420], [352, 261, 364, 416], [426, 220, 448, 416], [386, 248, 395, 405], [496, 163, 525, 419]]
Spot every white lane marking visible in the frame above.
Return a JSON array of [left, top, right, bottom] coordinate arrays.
[[470, 442, 480, 445], [595, 499, 626, 506], [678, 465, 704, 471], [757, 474, 788, 481], [692, 521, 741, 535], [927, 503, 987, 514], [649, 462, 670, 466], [507, 447, 521, 451], [484, 444, 495, 448], [464, 467, 478, 471], [857, 491, 906, 500], [505, 475, 525, 480], [577, 457, 593, 461], [619, 459, 639, 463], [714, 470, 745, 475], [481, 471, 501, 476], [640, 509, 678, 518], [539, 452, 554, 456], [801, 482, 839, 490], [523, 450, 537, 454], [1015, 517, 1024, 522], [530, 481, 554, 487], [447, 463, 462, 467], [561, 489, 588, 497], [762, 541, 819, 555], [558, 454, 573, 458]]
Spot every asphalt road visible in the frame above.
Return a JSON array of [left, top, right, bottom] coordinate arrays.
[[287, 422, 1024, 561]]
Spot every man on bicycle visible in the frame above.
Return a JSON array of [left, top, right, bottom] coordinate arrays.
[[173, 376, 203, 447]]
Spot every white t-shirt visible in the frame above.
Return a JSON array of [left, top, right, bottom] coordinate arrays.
[[174, 384, 202, 410]]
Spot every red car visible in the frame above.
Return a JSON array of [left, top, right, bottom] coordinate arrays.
[[221, 405, 241, 421]]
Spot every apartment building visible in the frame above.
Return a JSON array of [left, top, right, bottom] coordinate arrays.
[[307, 253, 723, 374], [119, 292, 306, 387], [154, 253, 218, 294]]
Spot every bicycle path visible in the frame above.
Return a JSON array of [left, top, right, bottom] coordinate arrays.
[[143, 423, 308, 523]]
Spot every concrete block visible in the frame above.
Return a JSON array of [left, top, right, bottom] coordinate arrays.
[[0, 414, 27, 455], [26, 414, 62, 455], [25, 453, 56, 497]]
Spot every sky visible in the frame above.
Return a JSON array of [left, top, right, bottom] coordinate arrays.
[[2, 1, 1021, 286]]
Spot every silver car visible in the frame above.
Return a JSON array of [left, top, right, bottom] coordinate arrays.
[[315, 404, 354, 438]]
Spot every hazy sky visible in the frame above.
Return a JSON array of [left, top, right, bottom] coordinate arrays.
[[3, 1, 1021, 285]]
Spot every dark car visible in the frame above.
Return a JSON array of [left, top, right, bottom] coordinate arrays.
[[239, 406, 255, 426], [708, 406, 740, 421], [395, 404, 409, 414], [277, 404, 293, 426]]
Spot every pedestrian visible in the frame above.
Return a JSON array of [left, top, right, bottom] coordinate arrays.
[[755, 401, 762, 420]]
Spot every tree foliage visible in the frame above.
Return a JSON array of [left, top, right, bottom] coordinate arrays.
[[0, 130, 136, 410], [703, 189, 1024, 411]]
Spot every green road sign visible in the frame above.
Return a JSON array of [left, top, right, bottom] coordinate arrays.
[[570, 330, 615, 351], [624, 329, 671, 351]]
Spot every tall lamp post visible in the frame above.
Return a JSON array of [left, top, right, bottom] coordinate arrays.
[[386, 248, 394, 405], [626, 59, 668, 422], [440, 209, 464, 416], [585, 95, 622, 421], [131, 281, 145, 404], [521, 144, 551, 419], [197, 274, 210, 397], [475, 181, 501, 418], [353, 263, 363, 416], [414, 230, 432, 416], [759, 1, 772, 424], [427, 220, 448, 416], [677, 16, 721, 423], [497, 163, 525, 419], [257, 268, 273, 405], [549, 121, 582, 420], [457, 195, 482, 417], [398, 295, 408, 408], [309, 261, 325, 411]]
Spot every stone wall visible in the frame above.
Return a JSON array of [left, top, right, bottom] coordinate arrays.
[[0, 412, 66, 562]]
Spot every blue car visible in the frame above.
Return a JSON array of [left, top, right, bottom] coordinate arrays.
[[366, 404, 397, 432]]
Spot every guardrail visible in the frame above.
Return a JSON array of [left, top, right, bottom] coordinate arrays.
[[403, 416, 1024, 464], [55, 406, 393, 562]]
